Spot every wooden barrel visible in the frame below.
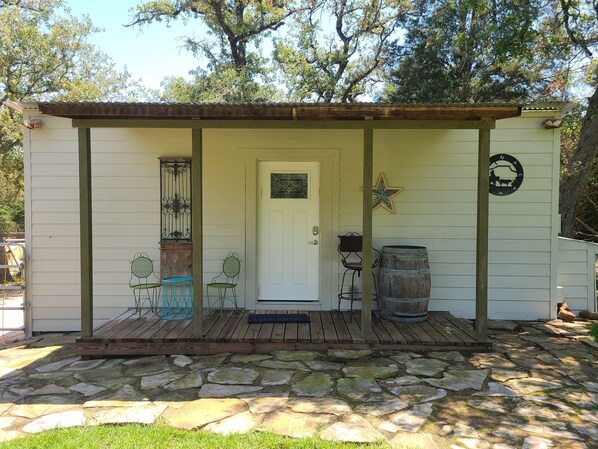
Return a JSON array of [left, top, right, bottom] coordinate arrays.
[[378, 245, 431, 322]]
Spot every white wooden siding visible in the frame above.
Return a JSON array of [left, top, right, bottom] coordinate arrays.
[[27, 116, 192, 331], [557, 237, 598, 312], [26, 111, 561, 331]]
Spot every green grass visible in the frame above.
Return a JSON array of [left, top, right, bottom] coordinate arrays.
[[0, 425, 395, 449], [590, 323, 598, 342]]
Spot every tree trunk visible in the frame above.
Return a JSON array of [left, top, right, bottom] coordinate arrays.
[[560, 85, 598, 238]]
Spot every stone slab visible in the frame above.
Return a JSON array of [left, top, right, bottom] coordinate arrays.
[[320, 413, 385, 443], [163, 398, 247, 430]]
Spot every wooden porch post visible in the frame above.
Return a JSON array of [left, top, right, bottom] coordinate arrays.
[[476, 128, 490, 341], [192, 128, 204, 337], [361, 128, 374, 339], [78, 127, 93, 338]]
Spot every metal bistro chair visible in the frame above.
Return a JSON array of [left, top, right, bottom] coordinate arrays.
[[206, 252, 241, 315], [337, 232, 380, 319], [129, 252, 162, 316]]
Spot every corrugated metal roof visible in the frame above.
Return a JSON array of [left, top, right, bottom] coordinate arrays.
[[6, 100, 569, 120], [522, 101, 575, 112], [12, 101, 522, 121]]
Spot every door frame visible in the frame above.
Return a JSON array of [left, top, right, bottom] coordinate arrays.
[[245, 149, 339, 310]]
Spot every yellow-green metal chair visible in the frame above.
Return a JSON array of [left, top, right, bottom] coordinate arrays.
[[129, 252, 162, 315], [206, 252, 241, 315]]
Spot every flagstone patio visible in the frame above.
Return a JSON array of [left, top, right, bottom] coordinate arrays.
[[0, 319, 596, 448]]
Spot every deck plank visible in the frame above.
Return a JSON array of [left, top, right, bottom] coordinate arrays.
[[375, 314, 408, 344], [269, 311, 286, 343], [93, 309, 139, 338], [217, 311, 245, 342], [441, 312, 478, 340], [331, 312, 352, 343], [341, 311, 365, 343], [284, 311, 298, 342], [425, 313, 459, 343], [425, 313, 461, 343], [126, 315, 167, 341], [205, 310, 234, 340], [320, 311, 338, 343], [150, 317, 185, 341], [135, 314, 170, 340], [164, 320, 191, 341], [95, 312, 146, 340], [405, 322, 436, 345], [78, 309, 489, 355], [177, 320, 196, 339], [93, 309, 136, 336], [308, 311, 325, 343], [111, 310, 154, 341], [202, 310, 227, 338], [390, 317, 419, 344], [230, 310, 251, 341], [429, 313, 474, 343], [371, 313, 393, 343], [297, 320, 311, 343], [257, 318, 274, 343], [418, 319, 450, 344], [244, 310, 263, 341]]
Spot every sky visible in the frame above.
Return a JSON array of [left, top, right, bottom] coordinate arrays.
[[65, 0, 201, 90]]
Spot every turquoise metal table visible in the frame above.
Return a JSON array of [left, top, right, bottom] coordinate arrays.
[[161, 276, 193, 320]]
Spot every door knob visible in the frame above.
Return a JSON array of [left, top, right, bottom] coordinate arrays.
[[308, 240, 319, 245]]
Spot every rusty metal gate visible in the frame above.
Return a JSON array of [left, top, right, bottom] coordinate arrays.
[[1, 240, 27, 339]]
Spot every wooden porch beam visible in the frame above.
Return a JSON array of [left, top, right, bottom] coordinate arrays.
[[72, 119, 496, 130], [192, 128, 204, 337], [361, 128, 374, 340], [476, 128, 491, 342], [78, 127, 93, 338]]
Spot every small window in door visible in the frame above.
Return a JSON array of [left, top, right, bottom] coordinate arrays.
[[270, 173, 308, 199]]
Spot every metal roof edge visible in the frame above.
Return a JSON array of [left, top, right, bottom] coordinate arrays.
[[523, 101, 576, 113], [3, 100, 40, 114]]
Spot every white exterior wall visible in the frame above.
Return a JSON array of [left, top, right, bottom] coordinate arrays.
[[557, 237, 598, 313], [26, 116, 191, 330], [372, 113, 559, 320], [24, 110, 561, 331]]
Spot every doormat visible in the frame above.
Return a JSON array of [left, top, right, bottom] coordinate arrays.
[[248, 313, 310, 324]]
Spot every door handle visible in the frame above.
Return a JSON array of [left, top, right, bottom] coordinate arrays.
[[308, 240, 319, 245]]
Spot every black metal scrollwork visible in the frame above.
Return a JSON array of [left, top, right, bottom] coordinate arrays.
[[160, 158, 192, 241]]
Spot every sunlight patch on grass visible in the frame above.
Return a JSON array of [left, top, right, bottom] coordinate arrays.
[[0, 424, 395, 449]]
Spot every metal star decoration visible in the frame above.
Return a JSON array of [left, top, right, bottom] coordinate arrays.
[[371, 172, 403, 213]]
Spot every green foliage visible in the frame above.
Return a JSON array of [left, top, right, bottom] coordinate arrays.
[[0, 149, 24, 235], [381, 0, 560, 102], [590, 323, 598, 342], [0, 425, 391, 449], [274, 0, 408, 102], [0, 0, 149, 236], [128, 0, 306, 102], [161, 66, 281, 103], [129, 0, 297, 70], [0, 0, 145, 154]]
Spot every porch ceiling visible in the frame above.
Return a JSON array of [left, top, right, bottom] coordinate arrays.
[[32, 101, 522, 121]]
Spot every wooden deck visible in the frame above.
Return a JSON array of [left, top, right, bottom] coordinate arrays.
[[76, 309, 491, 356]]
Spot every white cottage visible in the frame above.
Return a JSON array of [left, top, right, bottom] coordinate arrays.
[[6, 101, 597, 354]]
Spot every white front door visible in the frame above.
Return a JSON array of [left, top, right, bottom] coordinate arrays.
[[258, 161, 320, 301]]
